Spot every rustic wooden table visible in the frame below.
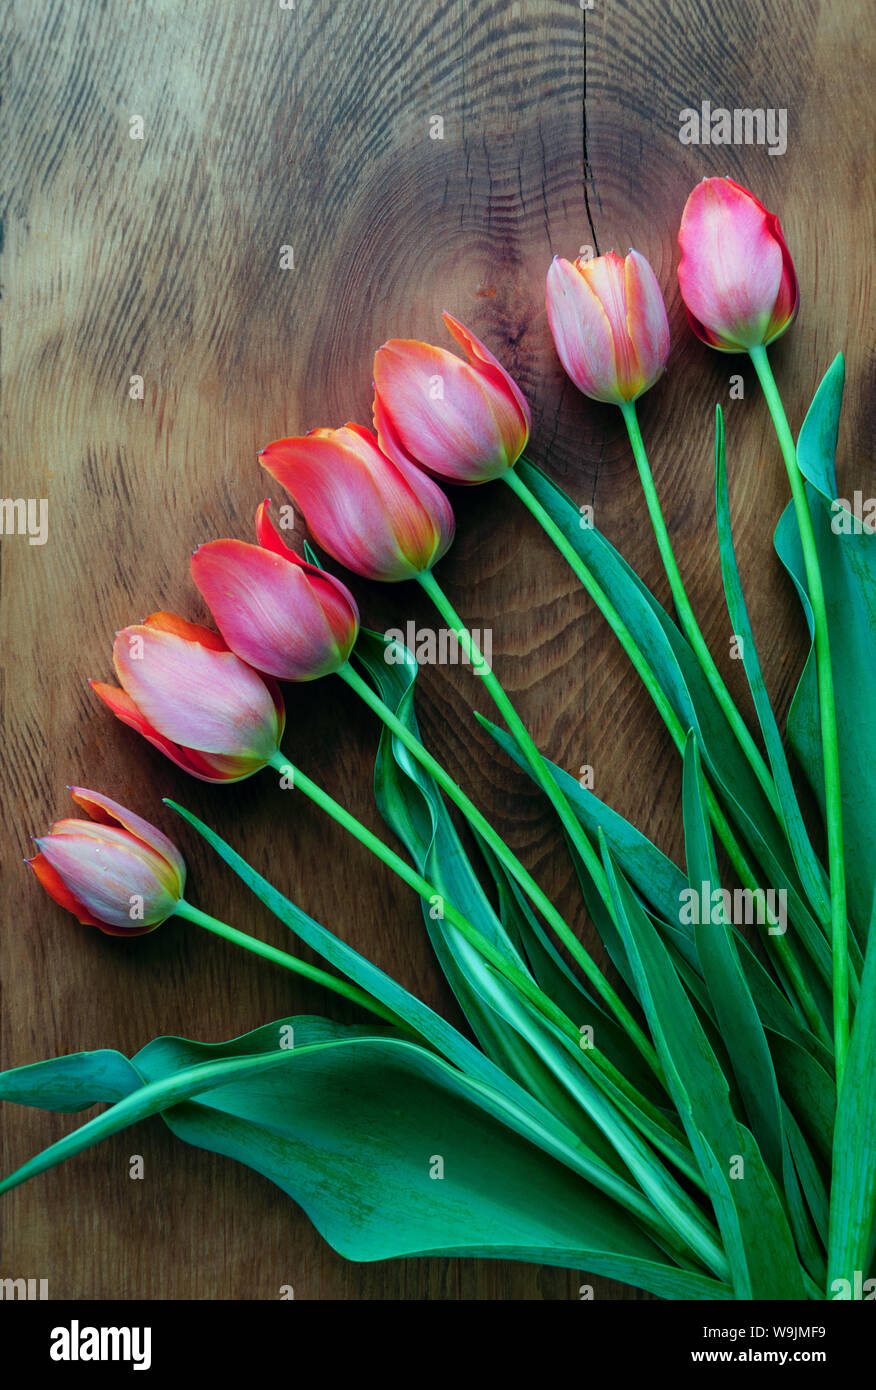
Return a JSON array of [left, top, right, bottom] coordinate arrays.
[[1, 0, 872, 1300]]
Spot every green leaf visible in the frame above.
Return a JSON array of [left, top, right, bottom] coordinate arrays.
[[829, 890, 876, 1286], [516, 459, 833, 999], [714, 405, 833, 933], [481, 714, 832, 1085], [0, 1020, 733, 1300], [350, 629, 632, 1165], [599, 838, 807, 1300], [682, 732, 785, 1179], [775, 354, 876, 941]]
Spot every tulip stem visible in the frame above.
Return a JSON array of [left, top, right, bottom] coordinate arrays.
[[413, 567, 667, 1074], [173, 899, 412, 1033], [749, 345, 848, 1084], [504, 463, 831, 1043], [619, 401, 784, 826], [266, 749, 670, 1097], [337, 658, 658, 1062]]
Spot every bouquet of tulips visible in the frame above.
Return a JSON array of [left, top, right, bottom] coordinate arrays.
[[2, 179, 874, 1302]]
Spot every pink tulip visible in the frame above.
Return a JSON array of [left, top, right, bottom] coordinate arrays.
[[190, 503, 360, 681], [28, 788, 185, 934], [90, 612, 284, 782], [372, 313, 531, 483], [259, 422, 455, 582], [677, 178, 799, 351], [546, 249, 670, 403]]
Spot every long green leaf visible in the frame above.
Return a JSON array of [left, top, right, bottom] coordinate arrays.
[[599, 837, 807, 1300], [682, 731, 784, 1179], [775, 354, 876, 942], [829, 890, 876, 1286], [0, 1020, 732, 1300]]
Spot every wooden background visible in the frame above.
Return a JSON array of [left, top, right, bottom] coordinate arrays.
[[1, 0, 872, 1300]]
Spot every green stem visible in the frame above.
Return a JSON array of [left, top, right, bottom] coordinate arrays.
[[620, 400, 783, 824], [268, 750, 615, 1058], [173, 900, 412, 1035], [504, 465, 830, 1043], [335, 661, 711, 1172], [265, 763, 730, 1270], [337, 660, 653, 1063], [413, 567, 661, 1079], [749, 345, 848, 1083]]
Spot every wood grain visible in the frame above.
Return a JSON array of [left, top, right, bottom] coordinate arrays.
[[1, 0, 872, 1300]]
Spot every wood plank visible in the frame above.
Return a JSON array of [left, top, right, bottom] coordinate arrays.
[[0, 0, 871, 1300]]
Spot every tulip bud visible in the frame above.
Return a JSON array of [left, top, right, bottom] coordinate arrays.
[[28, 788, 185, 934], [546, 249, 670, 404], [677, 177, 799, 351], [90, 612, 285, 782], [372, 313, 531, 483], [259, 422, 455, 582], [190, 503, 360, 681]]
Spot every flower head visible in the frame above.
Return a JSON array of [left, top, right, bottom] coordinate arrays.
[[677, 177, 799, 351], [546, 248, 670, 403], [90, 612, 284, 782], [260, 423, 455, 582], [191, 503, 360, 681], [372, 313, 531, 483], [28, 788, 185, 934]]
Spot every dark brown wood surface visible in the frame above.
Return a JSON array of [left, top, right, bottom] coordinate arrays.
[[1, 0, 872, 1300]]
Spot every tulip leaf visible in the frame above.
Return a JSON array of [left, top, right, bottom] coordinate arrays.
[[480, 714, 831, 1071], [599, 837, 807, 1300], [0, 1019, 734, 1300], [714, 405, 833, 933], [681, 731, 785, 1180], [168, 799, 649, 1201], [516, 459, 832, 1002], [828, 889, 876, 1287], [350, 629, 632, 1163], [774, 354, 876, 941]]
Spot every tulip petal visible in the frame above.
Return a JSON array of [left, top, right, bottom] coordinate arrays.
[[678, 178, 784, 350], [35, 832, 179, 930], [546, 256, 618, 402], [28, 850, 106, 929], [255, 499, 295, 559], [112, 625, 281, 759], [442, 312, 532, 440], [68, 787, 186, 884], [621, 250, 671, 398], [191, 539, 358, 681], [141, 611, 229, 652], [374, 339, 520, 482], [261, 426, 454, 581], [89, 680, 275, 783]]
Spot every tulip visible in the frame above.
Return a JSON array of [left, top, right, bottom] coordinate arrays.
[[190, 503, 360, 682], [677, 177, 799, 351], [259, 422, 454, 582], [546, 249, 670, 404], [28, 788, 185, 934], [372, 313, 531, 483], [90, 612, 284, 782]]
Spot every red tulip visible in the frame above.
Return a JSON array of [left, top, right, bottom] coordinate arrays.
[[372, 312, 531, 483], [677, 178, 799, 351], [90, 612, 285, 782], [190, 502, 360, 681], [546, 249, 670, 403], [260, 423, 455, 582], [28, 788, 185, 934]]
